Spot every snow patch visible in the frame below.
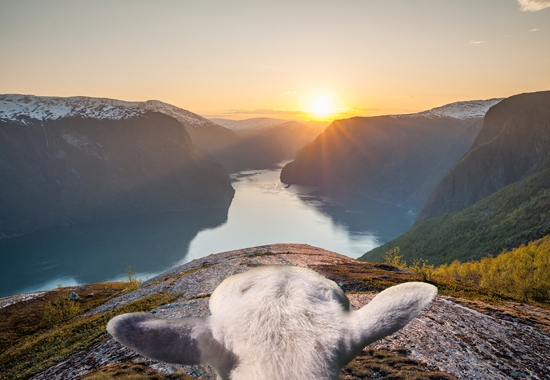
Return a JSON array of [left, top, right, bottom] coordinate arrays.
[[391, 98, 503, 120], [0, 95, 214, 130]]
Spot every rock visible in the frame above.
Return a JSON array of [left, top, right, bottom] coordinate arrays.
[[68, 292, 80, 301]]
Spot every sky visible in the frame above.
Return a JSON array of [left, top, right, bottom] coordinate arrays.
[[1, 0, 549, 121]]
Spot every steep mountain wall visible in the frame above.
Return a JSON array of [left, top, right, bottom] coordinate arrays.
[[0, 108, 234, 238], [280, 115, 482, 211], [416, 91, 550, 223]]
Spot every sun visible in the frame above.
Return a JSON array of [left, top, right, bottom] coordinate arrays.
[[310, 96, 334, 119]]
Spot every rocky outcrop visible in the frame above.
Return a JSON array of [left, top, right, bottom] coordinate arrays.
[[0, 96, 235, 237], [416, 91, 550, 223], [25, 244, 550, 380]]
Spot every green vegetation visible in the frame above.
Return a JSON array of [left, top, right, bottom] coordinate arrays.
[[0, 290, 181, 380], [361, 166, 550, 265], [42, 284, 82, 324], [0, 282, 127, 356]]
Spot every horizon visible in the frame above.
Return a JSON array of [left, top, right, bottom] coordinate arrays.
[[1, 0, 549, 121]]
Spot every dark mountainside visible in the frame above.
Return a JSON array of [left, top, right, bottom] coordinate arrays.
[[362, 91, 550, 265], [0, 97, 235, 238], [2, 245, 548, 380], [280, 112, 488, 211], [416, 91, 550, 224]]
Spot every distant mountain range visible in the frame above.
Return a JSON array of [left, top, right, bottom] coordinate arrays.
[[281, 98, 502, 211], [0, 95, 235, 238], [210, 117, 290, 130], [361, 91, 550, 265]]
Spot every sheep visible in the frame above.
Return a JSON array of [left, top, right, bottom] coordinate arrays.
[[107, 265, 437, 380]]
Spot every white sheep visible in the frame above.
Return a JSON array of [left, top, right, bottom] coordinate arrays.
[[107, 265, 437, 380]]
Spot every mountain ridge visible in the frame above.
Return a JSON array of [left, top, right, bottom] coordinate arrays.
[[280, 98, 500, 211]]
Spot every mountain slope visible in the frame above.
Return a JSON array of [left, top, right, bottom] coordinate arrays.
[[280, 99, 501, 211], [360, 163, 550, 265], [4, 244, 548, 380], [416, 91, 550, 223], [0, 95, 235, 238]]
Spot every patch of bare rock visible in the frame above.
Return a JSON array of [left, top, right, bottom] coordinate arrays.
[[29, 244, 550, 380]]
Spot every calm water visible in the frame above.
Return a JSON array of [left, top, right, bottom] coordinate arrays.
[[0, 163, 414, 297]]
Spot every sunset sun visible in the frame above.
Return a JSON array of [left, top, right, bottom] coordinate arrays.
[[310, 96, 334, 118]]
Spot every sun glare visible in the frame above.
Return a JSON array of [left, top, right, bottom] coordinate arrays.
[[310, 97, 334, 119]]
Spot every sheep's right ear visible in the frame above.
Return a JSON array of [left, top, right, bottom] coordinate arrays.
[[107, 313, 237, 374]]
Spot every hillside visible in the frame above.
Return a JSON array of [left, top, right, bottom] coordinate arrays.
[[280, 98, 501, 211], [360, 163, 550, 265], [1, 244, 548, 380], [416, 91, 550, 223], [0, 95, 235, 238]]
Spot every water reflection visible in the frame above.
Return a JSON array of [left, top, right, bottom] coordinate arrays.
[[0, 163, 415, 297], [0, 208, 229, 297], [183, 165, 414, 264]]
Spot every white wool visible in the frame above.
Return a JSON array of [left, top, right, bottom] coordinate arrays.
[[108, 265, 437, 380]]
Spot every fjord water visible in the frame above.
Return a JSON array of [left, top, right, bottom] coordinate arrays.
[[0, 163, 414, 297]]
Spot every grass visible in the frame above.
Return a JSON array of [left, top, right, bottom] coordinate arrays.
[[81, 362, 195, 380], [341, 348, 457, 379], [0, 289, 182, 380], [0, 282, 128, 354]]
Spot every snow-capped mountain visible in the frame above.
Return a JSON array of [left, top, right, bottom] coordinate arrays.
[[209, 117, 290, 130], [0, 95, 217, 130], [393, 98, 503, 120]]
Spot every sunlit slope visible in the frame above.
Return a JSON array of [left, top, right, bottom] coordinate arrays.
[[360, 163, 550, 265], [416, 91, 550, 224]]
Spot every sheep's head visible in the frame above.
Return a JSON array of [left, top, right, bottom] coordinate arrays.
[[107, 265, 437, 380]]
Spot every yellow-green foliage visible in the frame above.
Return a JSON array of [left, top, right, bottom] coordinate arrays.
[[125, 266, 142, 291], [433, 235, 550, 302], [42, 285, 81, 324], [383, 246, 406, 268]]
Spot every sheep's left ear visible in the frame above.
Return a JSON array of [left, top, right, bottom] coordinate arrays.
[[342, 282, 437, 364], [107, 313, 237, 374]]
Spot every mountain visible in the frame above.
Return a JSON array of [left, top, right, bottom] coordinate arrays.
[[361, 91, 550, 265], [209, 117, 289, 130], [211, 119, 328, 172], [140, 100, 240, 162], [0, 94, 235, 238], [280, 99, 502, 211], [416, 91, 550, 223], [3, 244, 549, 380]]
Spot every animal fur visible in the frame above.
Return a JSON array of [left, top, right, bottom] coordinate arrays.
[[108, 265, 437, 380]]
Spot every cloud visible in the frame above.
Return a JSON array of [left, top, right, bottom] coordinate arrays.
[[469, 40, 484, 45], [518, 0, 550, 11], [530, 28, 540, 32]]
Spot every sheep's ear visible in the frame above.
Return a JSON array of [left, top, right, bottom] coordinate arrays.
[[107, 313, 237, 374], [344, 282, 437, 362]]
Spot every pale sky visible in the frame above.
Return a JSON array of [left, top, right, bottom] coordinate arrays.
[[1, 0, 549, 120]]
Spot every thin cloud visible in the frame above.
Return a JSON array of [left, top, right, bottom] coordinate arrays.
[[518, 0, 550, 11], [469, 40, 484, 45], [530, 28, 541, 32]]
